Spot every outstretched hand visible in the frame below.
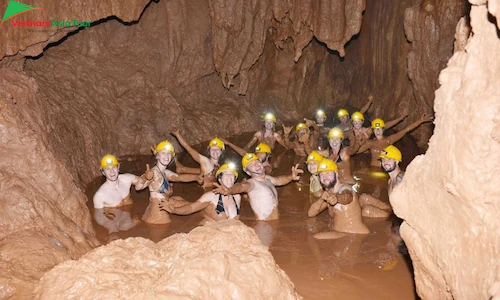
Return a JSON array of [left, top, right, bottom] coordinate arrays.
[[420, 113, 434, 123], [213, 182, 230, 195], [368, 95, 374, 102], [171, 128, 181, 136], [304, 118, 315, 127], [291, 164, 304, 180], [144, 164, 154, 180], [159, 201, 175, 213]]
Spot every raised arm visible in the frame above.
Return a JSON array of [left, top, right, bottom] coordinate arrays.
[[355, 139, 371, 155], [274, 133, 289, 149], [385, 114, 408, 130], [167, 171, 201, 183], [213, 181, 253, 195], [269, 164, 303, 186], [162, 195, 212, 215], [171, 128, 202, 163], [360, 95, 374, 114], [345, 137, 362, 156], [133, 164, 154, 190], [282, 125, 295, 149], [387, 114, 433, 144], [221, 138, 245, 156], [243, 132, 259, 151]]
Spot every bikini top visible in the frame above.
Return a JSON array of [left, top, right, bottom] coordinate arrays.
[[215, 194, 240, 215]]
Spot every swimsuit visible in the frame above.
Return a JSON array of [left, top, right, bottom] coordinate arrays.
[[215, 194, 240, 215]]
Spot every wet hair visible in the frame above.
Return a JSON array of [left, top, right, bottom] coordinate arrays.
[[205, 147, 225, 162]]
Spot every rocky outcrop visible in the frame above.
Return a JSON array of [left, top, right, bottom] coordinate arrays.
[[34, 220, 302, 300], [391, 1, 500, 298]]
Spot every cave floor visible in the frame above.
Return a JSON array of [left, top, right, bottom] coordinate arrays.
[[85, 137, 417, 300]]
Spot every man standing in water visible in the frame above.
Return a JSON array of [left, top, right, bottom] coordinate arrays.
[[213, 153, 303, 220], [93, 154, 153, 241], [93, 154, 153, 209]]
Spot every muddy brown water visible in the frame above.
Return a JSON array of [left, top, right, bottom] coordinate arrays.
[[85, 133, 418, 300]]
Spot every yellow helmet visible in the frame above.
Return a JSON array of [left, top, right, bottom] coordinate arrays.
[[154, 140, 175, 156], [337, 109, 349, 118], [371, 118, 386, 129], [380, 145, 402, 162], [351, 111, 364, 121], [295, 123, 307, 132], [263, 113, 277, 122], [317, 158, 338, 173], [316, 110, 326, 118], [255, 143, 272, 154], [100, 154, 119, 168], [215, 163, 238, 179], [327, 127, 344, 139], [306, 151, 324, 163], [242, 153, 260, 170], [207, 137, 225, 150]]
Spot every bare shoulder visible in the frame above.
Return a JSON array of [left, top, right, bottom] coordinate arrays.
[[120, 173, 136, 184], [199, 191, 217, 203], [337, 184, 353, 193]]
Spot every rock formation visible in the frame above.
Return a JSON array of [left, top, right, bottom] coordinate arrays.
[[391, 1, 500, 298]]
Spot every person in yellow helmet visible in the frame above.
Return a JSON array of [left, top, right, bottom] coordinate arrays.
[[347, 111, 408, 148], [93, 154, 153, 209], [305, 151, 324, 198], [307, 158, 371, 239], [336, 95, 374, 132], [243, 113, 288, 150], [314, 110, 331, 150], [213, 153, 303, 221], [141, 140, 202, 224], [161, 163, 241, 224], [222, 138, 274, 175], [171, 128, 226, 190], [93, 154, 152, 240], [379, 145, 406, 194], [282, 120, 321, 161], [311, 127, 361, 185], [356, 113, 433, 167]]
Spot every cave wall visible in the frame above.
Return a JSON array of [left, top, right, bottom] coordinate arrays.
[[391, 1, 500, 298]]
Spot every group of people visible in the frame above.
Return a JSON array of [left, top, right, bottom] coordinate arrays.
[[93, 97, 432, 242]]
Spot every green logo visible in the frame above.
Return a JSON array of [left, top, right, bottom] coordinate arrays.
[[1, 0, 43, 27]]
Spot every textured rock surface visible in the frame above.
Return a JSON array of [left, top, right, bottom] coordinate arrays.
[[0, 0, 149, 59], [0, 69, 100, 299], [391, 1, 500, 299], [34, 220, 302, 300]]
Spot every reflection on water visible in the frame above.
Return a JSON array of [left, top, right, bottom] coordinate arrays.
[[85, 137, 417, 300]]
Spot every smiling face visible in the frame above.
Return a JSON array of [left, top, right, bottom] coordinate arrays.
[[102, 165, 119, 181], [307, 161, 319, 174], [319, 171, 337, 190], [381, 158, 397, 173], [246, 159, 264, 176], [157, 150, 173, 166], [264, 120, 275, 130], [218, 171, 236, 188], [316, 115, 326, 125], [328, 138, 342, 149], [339, 116, 349, 124], [374, 128, 384, 138], [353, 120, 363, 129], [209, 146, 223, 160]]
